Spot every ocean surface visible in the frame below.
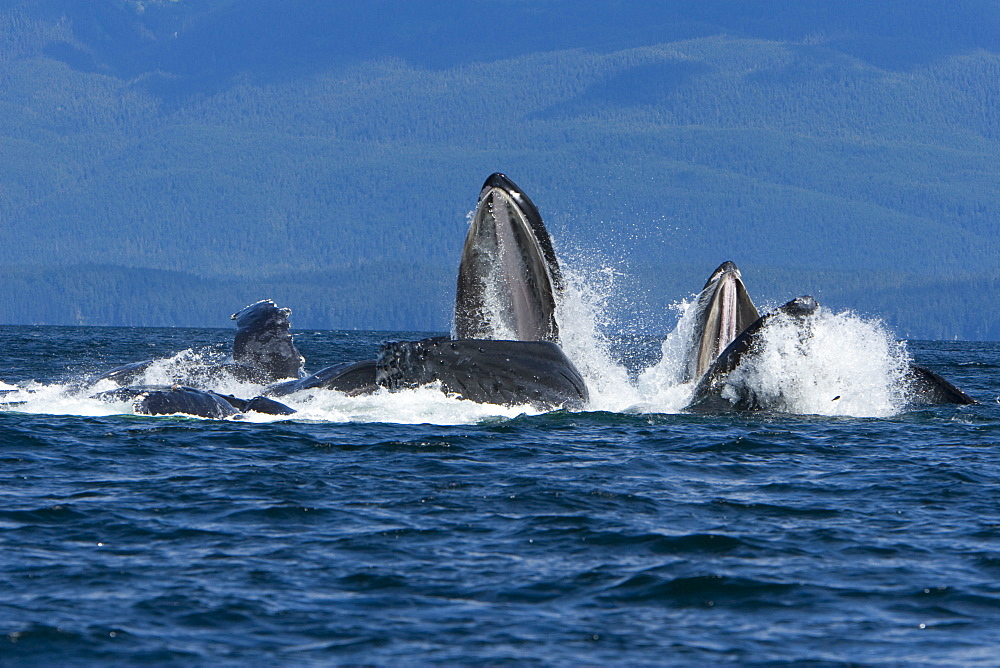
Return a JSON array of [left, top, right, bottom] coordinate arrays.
[[1, 322, 999, 665]]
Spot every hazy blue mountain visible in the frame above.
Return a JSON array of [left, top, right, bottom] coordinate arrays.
[[1, 0, 998, 338]]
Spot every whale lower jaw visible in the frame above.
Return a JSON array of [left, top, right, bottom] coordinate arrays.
[[455, 173, 563, 343], [687, 261, 760, 383]]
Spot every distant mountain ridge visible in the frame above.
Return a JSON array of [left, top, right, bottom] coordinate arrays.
[[1, 0, 998, 338]]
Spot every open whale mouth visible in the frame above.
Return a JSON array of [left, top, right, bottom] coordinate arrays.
[[454, 173, 563, 342], [687, 261, 759, 382]]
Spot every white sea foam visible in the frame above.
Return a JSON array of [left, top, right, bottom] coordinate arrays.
[[2, 383, 129, 417], [257, 385, 541, 425], [2, 367, 542, 426], [719, 308, 911, 417]]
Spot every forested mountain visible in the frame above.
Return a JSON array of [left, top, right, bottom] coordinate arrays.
[[1, 0, 998, 338]]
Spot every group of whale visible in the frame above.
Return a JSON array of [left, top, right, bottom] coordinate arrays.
[[1, 173, 976, 418]]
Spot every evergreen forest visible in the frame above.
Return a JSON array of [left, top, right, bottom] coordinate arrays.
[[1, 0, 998, 339]]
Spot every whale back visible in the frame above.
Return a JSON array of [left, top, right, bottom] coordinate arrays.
[[455, 173, 563, 342], [377, 337, 588, 410]]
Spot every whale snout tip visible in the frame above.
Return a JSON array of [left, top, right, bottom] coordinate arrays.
[[704, 260, 743, 288], [483, 172, 517, 193]]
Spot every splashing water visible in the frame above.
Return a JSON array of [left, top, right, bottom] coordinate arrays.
[[624, 285, 916, 417], [85, 347, 270, 400], [634, 297, 704, 413], [721, 308, 912, 417], [0, 257, 923, 422], [256, 385, 542, 425], [2, 382, 129, 418], [555, 262, 640, 412], [2, 377, 539, 426]]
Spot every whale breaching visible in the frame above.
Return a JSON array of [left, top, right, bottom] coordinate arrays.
[[682, 261, 760, 384], [455, 172, 563, 343], [265, 173, 588, 411], [3, 173, 975, 419], [675, 266, 975, 411]]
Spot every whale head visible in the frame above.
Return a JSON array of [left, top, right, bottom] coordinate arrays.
[[685, 261, 760, 382], [454, 173, 563, 342], [231, 300, 304, 381]]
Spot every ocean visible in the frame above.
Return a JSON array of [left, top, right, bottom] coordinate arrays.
[[1, 319, 999, 665]]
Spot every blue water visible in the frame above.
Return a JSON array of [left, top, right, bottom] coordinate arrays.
[[1, 326, 999, 665]]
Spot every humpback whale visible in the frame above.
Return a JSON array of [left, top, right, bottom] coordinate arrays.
[[95, 299, 305, 388], [685, 292, 976, 411], [683, 261, 760, 383], [455, 173, 563, 342], [88, 300, 375, 417], [386, 172, 586, 408], [388, 173, 586, 408], [231, 299, 304, 381], [93, 384, 296, 419], [377, 337, 587, 410], [271, 173, 588, 410], [907, 365, 977, 405], [89, 299, 307, 418], [688, 295, 820, 412]]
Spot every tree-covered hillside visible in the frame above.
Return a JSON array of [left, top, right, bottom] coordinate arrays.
[[1, 0, 998, 338]]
